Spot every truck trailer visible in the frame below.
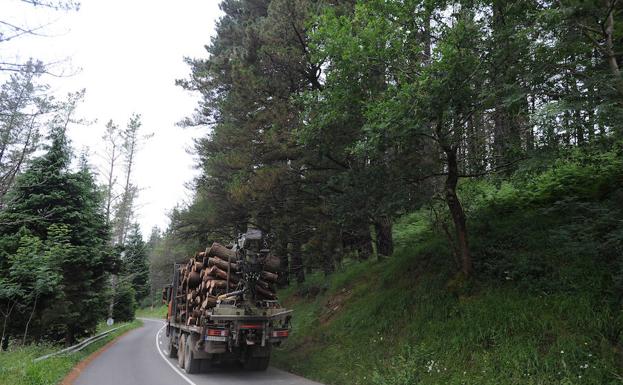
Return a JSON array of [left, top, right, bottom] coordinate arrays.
[[162, 230, 292, 373]]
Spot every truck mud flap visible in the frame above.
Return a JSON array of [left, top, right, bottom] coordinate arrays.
[[248, 345, 271, 358]]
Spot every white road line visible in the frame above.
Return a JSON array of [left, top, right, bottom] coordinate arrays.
[[154, 322, 197, 385]]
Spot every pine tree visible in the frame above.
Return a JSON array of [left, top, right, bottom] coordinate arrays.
[[0, 128, 113, 344], [122, 224, 150, 305], [0, 60, 51, 205], [178, 0, 331, 279]]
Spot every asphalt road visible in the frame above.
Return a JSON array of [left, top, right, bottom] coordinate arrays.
[[73, 318, 324, 385]]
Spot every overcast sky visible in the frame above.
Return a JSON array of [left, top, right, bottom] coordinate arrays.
[[2, 0, 222, 234]]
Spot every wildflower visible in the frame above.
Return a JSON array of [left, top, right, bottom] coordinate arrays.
[[426, 360, 436, 373]]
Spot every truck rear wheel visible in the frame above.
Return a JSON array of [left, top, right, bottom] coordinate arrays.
[[168, 334, 178, 358], [177, 334, 186, 369], [243, 356, 270, 371], [183, 334, 201, 374]]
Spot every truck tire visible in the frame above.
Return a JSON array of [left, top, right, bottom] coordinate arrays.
[[183, 334, 201, 374], [243, 356, 270, 371], [177, 334, 186, 369], [168, 334, 178, 358]]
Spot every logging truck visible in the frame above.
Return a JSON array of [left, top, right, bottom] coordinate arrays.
[[162, 229, 292, 373]]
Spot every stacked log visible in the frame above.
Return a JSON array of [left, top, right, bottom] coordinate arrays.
[[172, 242, 281, 326]]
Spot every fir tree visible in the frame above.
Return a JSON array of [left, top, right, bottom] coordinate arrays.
[[0, 129, 114, 344], [122, 223, 150, 305]]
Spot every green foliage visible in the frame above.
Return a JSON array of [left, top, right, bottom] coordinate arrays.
[[465, 148, 623, 290], [273, 152, 623, 384], [0, 129, 113, 344], [169, 0, 623, 281], [112, 281, 136, 322], [146, 225, 199, 307], [0, 60, 51, 205], [122, 224, 150, 304], [0, 320, 141, 385], [0, 227, 64, 343], [135, 304, 167, 320]]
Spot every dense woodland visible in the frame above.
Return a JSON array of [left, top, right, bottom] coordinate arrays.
[[150, 0, 623, 285], [152, 2, 623, 382]]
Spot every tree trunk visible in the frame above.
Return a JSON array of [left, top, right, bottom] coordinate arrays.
[[65, 327, 74, 347], [322, 255, 335, 275], [290, 240, 305, 283], [603, 1, 623, 101], [444, 147, 472, 277], [1, 302, 16, 350], [275, 230, 289, 286], [105, 148, 116, 225], [374, 214, 393, 257], [334, 227, 344, 269], [354, 223, 373, 260], [108, 274, 117, 320], [491, 1, 523, 170], [1, 315, 8, 350], [0, 115, 37, 202], [527, 97, 536, 151], [0, 70, 33, 166], [22, 293, 38, 345], [322, 228, 334, 275]]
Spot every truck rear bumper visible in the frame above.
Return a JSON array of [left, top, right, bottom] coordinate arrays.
[[207, 309, 292, 322]]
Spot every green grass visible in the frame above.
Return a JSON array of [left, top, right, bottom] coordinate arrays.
[[135, 304, 168, 319], [272, 151, 623, 385], [0, 320, 142, 385], [274, 238, 623, 385]]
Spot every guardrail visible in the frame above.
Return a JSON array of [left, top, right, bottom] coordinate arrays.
[[33, 325, 125, 362]]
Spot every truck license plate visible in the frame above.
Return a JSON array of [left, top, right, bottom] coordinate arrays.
[[205, 336, 227, 342]]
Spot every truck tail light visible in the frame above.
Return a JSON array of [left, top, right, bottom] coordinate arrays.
[[271, 329, 289, 338], [207, 328, 229, 337]]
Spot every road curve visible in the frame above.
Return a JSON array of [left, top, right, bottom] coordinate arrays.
[[73, 318, 324, 385]]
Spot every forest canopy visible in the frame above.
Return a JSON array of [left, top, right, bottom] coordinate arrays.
[[160, 0, 623, 283]]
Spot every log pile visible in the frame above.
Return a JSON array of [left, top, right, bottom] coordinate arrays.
[[172, 242, 281, 326]]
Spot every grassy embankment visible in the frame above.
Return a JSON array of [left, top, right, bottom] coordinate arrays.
[[272, 149, 623, 385], [0, 320, 142, 385], [136, 305, 168, 320]]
